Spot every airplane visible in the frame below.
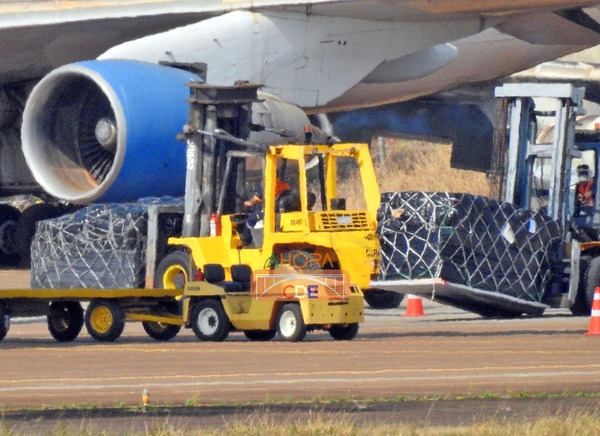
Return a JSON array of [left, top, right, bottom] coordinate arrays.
[[0, 0, 600, 267]]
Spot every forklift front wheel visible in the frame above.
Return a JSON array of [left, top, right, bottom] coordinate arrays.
[[191, 299, 230, 342], [277, 303, 307, 342], [85, 299, 125, 342], [155, 251, 192, 289], [143, 321, 181, 342], [364, 289, 403, 309]]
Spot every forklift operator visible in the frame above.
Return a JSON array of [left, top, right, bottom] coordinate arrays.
[[575, 164, 595, 217], [244, 178, 291, 209], [241, 177, 295, 246]]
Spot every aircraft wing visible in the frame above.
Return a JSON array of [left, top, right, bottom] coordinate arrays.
[[2, 0, 600, 84]]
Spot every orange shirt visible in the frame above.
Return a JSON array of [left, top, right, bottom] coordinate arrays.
[[275, 179, 291, 198]]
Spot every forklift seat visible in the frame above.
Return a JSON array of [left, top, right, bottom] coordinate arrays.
[[204, 263, 252, 292], [203, 264, 245, 292], [231, 264, 253, 291]]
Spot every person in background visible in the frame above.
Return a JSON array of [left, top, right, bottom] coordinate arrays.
[[575, 164, 595, 217]]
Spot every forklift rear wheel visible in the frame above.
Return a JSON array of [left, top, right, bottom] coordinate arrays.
[[155, 251, 191, 289], [191, 299, 230, 341], [277, 303, 307, 342], [329, 323, 359, 340], [47, 301, 84, 342], [243, 329, 277, 341], [0, 302, 9, 341], [142, 301, 181, 341], [85, 299, 125, 342]]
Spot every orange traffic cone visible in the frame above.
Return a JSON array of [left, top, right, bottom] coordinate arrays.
[[586, 287, 600, 335], [403, 294, 424, 317]]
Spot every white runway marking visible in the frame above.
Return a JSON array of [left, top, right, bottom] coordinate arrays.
[[1, 369, 600, 392]]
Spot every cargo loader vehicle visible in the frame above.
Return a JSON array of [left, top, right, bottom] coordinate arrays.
[[154, 83, 393, 309], [491, 83, 600, 316]]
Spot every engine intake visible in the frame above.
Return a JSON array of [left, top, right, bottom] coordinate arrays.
[[22, 60, 201, 204]]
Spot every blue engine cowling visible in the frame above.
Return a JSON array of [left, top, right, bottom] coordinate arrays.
[[22, 60, 201, 204]]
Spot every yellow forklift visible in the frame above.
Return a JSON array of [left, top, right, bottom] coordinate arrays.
[[155, 83, 383, 300]]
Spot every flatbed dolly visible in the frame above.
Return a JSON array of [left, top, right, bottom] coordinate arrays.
[[0, 288, 183, 343]]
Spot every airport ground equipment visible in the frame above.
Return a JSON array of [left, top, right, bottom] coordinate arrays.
[[491, 83, 600, 316], [157, 83, 392, 308], [372, 83, 600, 317], [0, 287, 182, 342]]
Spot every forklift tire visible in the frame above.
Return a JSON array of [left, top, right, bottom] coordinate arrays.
[[584, 256, 600, 314], [243, 329, 277, 341], [191, 299, 230, 342], [0, 302, 9, 341], [570, 255, 592, 316], [47, 301, 84, 342], [329, 323, 359, 341], [277, 303, 307, 342], [155, 251, 191, 289], [142, 301, 181, 341], [364, 289, 403, 309], [85, 299, 125, 342]]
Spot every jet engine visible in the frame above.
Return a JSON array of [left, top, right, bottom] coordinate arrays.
[[22, 60, 318, 205], [22, 60, 200, 204]]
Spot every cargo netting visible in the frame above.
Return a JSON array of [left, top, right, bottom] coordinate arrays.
[[30, 197, 184, 289], [377, 192, 563, 303]]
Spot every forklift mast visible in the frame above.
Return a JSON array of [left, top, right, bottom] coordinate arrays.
[[492, 83, 586, 233], [181, 83, 260, 238]]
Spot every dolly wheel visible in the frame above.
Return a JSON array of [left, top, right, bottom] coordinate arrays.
[[85, 299, 125, 342], [277, 303, 307, 342], [47, 301, 84, 342], [142, 301, 181, 341]]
